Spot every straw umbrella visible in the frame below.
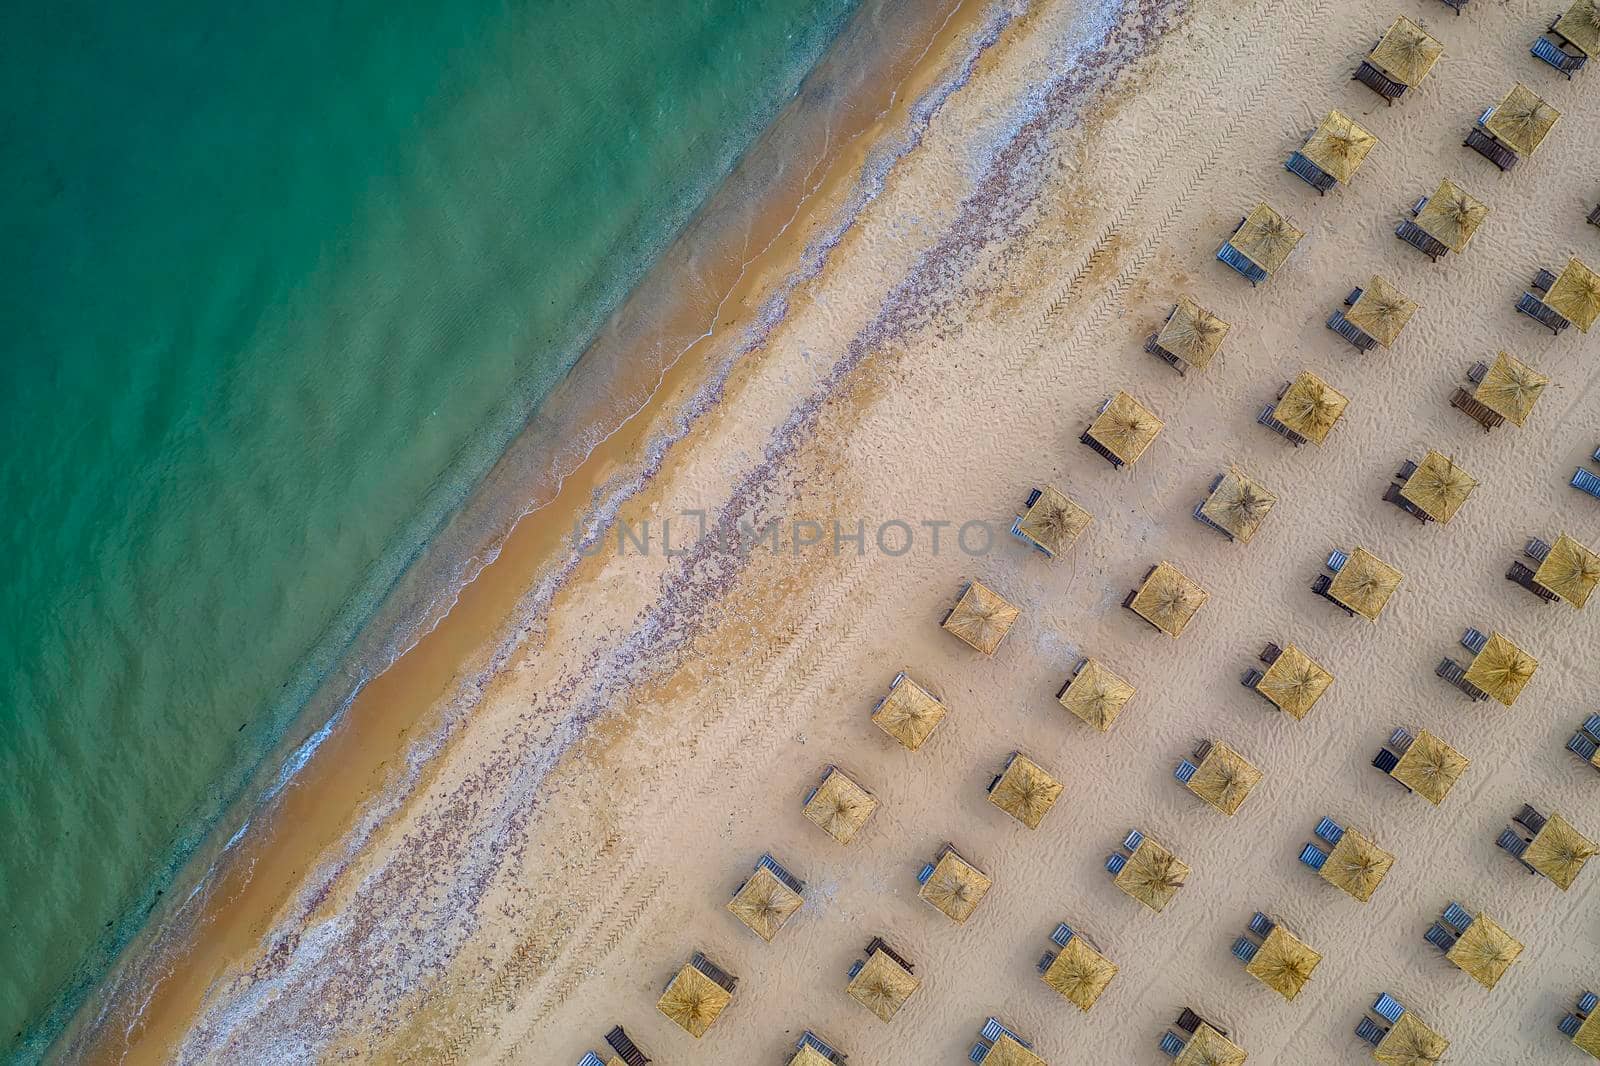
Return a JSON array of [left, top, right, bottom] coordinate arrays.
[[726, 867, 803, 942], [657, 963, 733, 1038], [1186, 742, 1263, 817], [1176, 1024, 1247, 1066], [1445, 914, 1523, 989], [989, 754, 1064, 829], [1303, 110, 1378, 183], [919, 850, 992, 924], [1058, 659, 1136, 732], [845, 949, 920, 1022], [1130, 561, 1209, 638], [1374, 1012, 1449, 1065], [1485, 83, 1560, 157], [1346, 276, 1418, 348], [943, 580, 1021, 655], [1370, 16, 1443, 86], [1523, 813, 1597, 890], [871, 676, 947, 751], [1255, 644, 1334, 721], [792, 1047, 838, 1066], [1462, 631, 1538, 707], [1574, 1010, 1600, 1058], [1042, 935, 1118, 1011], [987, 1034, 1046, 1066], [1389, 730, 1469, 806], [803, 768, 877, 844], [1415, 179, 1488, 253], [1555, 0, 1600, 57], [1327, 547, 1403, 621], [1275, 371, 1348, 445], [1200, 468, 1277, 543], [1320, 829, 1394, 902], [1114, 837, 1190, 912], [1089, 391, 1164, 465], [1545, 257, 1600, 333], [1233, 203, 1304, 275], [1017, 485, 1091, 557], [1157, 296, 1231, 370], [1534, 532, 1600, 608], [1473, 351, 1547, 427], [1245, 925, 1322, 1001], [1401, 450, 1477, 523]]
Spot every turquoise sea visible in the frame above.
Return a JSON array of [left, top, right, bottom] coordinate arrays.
[[0, 0, 859, 1057]]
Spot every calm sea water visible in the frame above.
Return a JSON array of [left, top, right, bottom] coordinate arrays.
[[0, 0, 858, 1057]]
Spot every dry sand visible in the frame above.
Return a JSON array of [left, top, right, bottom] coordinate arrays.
[[87, 0, 1600, 1060]]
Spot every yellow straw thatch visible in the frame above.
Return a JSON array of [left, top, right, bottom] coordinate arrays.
[[1232, 203, 1303, 275], [943, 580, 1021, 655], [1245, 925, 1322, 1001], [919, 849, 992, 924], [1175, 1024, 1247, 1066], [1302, 110, 1377, 183], [1369, 16, 1443, 86], [989, 754, 1064, 829], [1374, 1012, 1449, 1066], [1462, 631, 1538, 707], [1199, 468, 1277, 543], [1345, 276, 1418, 347], [1058, 659, 1136, 732], [1485, 83, 1560, 157], [792, 1046, 838, 1066], [1042, 935, 1118, 1011], [1186, 741, 1263, 817], [1256, 644, 1334, 721], [1545, 257, 1600, 333], [1275, 371, 1347, 445], [1415, 178, 1488, 253], [1555, 0, 1600, 56], [726, 867, 803, 942], [1400, 450, 1477, 523], [803, 768, 877, 844], [1130, 561, 1209, 638], [1327, 547, 1403, 622], [657, 962, 733, 1038], [1114, 837, 1190, 913], [1319, 829, 1394, 902], [1156, 295, 1231, 370], [1088, 391, 1164, 465], [1574, 1010, 1600, 1058], [1473, 351, 1547, 427], [987, 1034, 1047, 1066], [1017, 485, 1091, 557], [871, 675, 947, 751], [1524, 813, 1597, 890], [1534, 532, 1600, 608], [845, 948, 920, 1022], [1445, 914, 1523, 989], [1389, 730, 1469, 805]]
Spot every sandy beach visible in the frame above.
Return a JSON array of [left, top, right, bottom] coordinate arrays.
[[66, 0, 1600, 1061]]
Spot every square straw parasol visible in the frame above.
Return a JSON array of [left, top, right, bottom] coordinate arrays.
[[871, 675, 947, 751], [1369, 16, 1443, 86], [1545, 257, 1600, 333], [1485, 83, 1560, 157], [1472, 351, 1546, 427], [1533, 533, 1600, 608], [1274, 371, 1347, 445], [1016, 485, 1091, 557], [1245, 924, 1321, 1001], [1129, 561, 1209, 638], [1523, 813, 1597, 890], [1462, 632, 1537, 707], [1327, 547, 1403, 621], [1199, 468, 1277, 543], [1114, 836, 1190, 912], [1444, 914, 1523, 989], [943, 580, 1021, 655], [1255, 644, 1333, 720], [1319, 828, 1394, 902], [1185, 741, 1263, 817], [845, 948, 920, 1022], [1232, 203, 1303, 275], [1389, 730, 1469, 805], [1058, 659, 1136, 732], [1042, 935, 1118, 1011], [1088, 390, 1165, 465], [1399, 450, 1477, 523], [1415, 179, 1488, 253], [1345, 275, 1418, 348]]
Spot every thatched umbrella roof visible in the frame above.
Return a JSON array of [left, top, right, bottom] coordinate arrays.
[[1276, 371, 1347, 445], [1473, 350, 1547, 427], [871, 675, 947, 751], [988, 754, 1064, 830], [1058, 659, 1137, 732], [1415, 178, 1488, 253], [1574, 1010, 1600, 1057], [1400, 450, 1477, 523], [1374, 1012, 1448, 1065], [1556, 0, 1600, 56], [1462, 631, 1538, 707], [1486, 83, 1560, 157], [1114, 837, 1190, 912], [1130, 561, 1209, 638], [845, 948, 920, 1022], [987, 1034, 1047, 1066], [1017, 485, 1091, 557], [918, 849, 993, 924], [1256, 644, 1334, 721], [1319, 828, 1394, 902], [1233, 203, 1303, 274], [803, 768, 878, 844], [1302, 110, 1378, 183], [792, 1047, 839, 1066], [1245, 924, 1322, 1001], [726, 866, 803, 942], [1042, 935, 1118, 1011], [1156, 295, 1231, 369], [1445, 914, 1523, 989], [1327, 547, 1403, 622], [657, 962, 733, 1037], [1534, 532, 1600, 608], [1176, 1024, 1247, 1066], [1199, 468, 1278, 543], [1186, 741, 1263, 817], [1546, 256, 1600, 333], [943, 580, 1021, 655], [1089, 391, 1164, 465], [1370, 16, 1443, 86], [1389, 730, 1469, 805], [1524, 813, 1597, 890], [1346, 275, 1419, 348]]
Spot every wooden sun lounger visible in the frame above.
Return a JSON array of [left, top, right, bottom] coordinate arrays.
[[1589, 203, 1600, 227], [1532, 25, 1588, 78], [1285, 150, 1336, 193], [1451, 387, 1503, 430], [1465, 108, 1519, 170], [1257, 401, 1308, 446], [1354, 58, 1407, 103], [690, 952, 738, 993], [1383, 482, 1431, 523], [1517, 293, 1570, 334], [1144, 304, 1187, 374], [1217, 218, 1267, 284], [1436, 658, 1489, 701], [605, 1026, 652, 1066], [1506, 560, 1558, 603], [1311, 573, 1355, 616], [1397, 219, 1449, 260], [1574, 468, 1600, 499], [1080, 429, 1125, 468], [1328, 287, 1378, 351]]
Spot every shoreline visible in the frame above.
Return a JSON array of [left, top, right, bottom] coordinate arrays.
[[56, 1, 1009, 1060]]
